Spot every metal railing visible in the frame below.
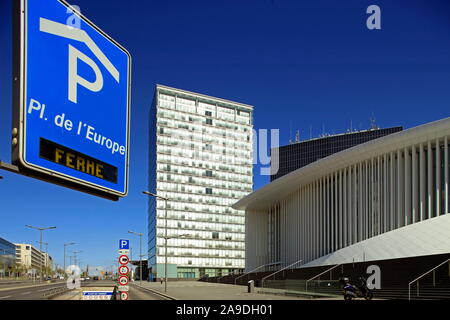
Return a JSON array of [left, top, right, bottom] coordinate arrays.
[[305, 263, 342, 292], [216, 269, 240, 283], [234, 262, 282, 285], [261, 259, 303, 287], [408, 258, 450, 300]]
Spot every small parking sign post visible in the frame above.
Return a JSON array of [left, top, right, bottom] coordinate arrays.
[[11, 0, 131, 200], [118, 239, 130, 300]]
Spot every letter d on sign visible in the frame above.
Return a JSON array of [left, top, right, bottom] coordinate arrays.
[[68, 44, 103, 104]]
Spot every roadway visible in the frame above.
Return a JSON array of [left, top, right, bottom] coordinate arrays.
[[0, 280, 67, 300], [0, 279, 170, 300]]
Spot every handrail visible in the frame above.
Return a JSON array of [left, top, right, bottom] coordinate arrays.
[[234, 261, 282, 285], [408, 258, 450, 300], [305, 263, 341, 292], [261, 259, 303, 286]]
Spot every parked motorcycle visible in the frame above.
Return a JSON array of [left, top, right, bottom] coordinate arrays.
[[340, 277, 374, 300]]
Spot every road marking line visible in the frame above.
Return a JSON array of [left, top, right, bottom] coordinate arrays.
[[0, 296, 12, 300], [21, 291, 32, 295]]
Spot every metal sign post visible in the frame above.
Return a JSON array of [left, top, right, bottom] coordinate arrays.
[[118, 239, 130, 300]]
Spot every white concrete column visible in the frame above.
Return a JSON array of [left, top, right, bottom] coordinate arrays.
[[339, 169, 343, 249], [301, 187, 305, 262], [313, 181, 317, 259], [397, 149, 404, 228], [326, 176, 329, 254], [371, 158, 375, 237], [358, 162, 363, 242], [412, 145, 418, 223], [427, 140, 433, 219], [436, 138, 441, 217], [331, 173, 335, 251], [343, 167, 348, 247], [445, 137, 449, 215], [306, 184, 310, 262], [419, 143, 426, 221], [319, 178, 322, 256], [352, 164, 357, 243], [405, 147, 411, 225], [383, 153, 388, 233], [349, 166, 353, 245], [365, 160, 369, 239], [377, 156, 381, 235], [390, 152, 395, 231]]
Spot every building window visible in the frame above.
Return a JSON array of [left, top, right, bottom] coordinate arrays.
[[206, 170, 212, 177], [205, 111, 212, 117], [212, 232, 219, 239], [206, 118, 213, 125], [206, 188, 212, 195]]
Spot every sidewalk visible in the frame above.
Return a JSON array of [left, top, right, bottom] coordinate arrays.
[[132, 281, 307, 300]]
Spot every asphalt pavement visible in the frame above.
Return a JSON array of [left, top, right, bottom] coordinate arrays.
[[0, 281, 67, 300]]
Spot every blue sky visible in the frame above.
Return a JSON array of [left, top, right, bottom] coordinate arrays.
[[1, 0, 450, 270]]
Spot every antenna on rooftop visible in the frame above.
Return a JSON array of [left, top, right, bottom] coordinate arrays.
[[295, 130, 300, 143], [370, 113, 379, 130], [289, 121, 293, 144]]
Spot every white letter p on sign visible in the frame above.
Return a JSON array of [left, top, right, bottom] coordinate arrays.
[[68, 45, 103, 104]]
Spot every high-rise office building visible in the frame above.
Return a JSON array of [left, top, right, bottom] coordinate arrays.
[[148, 85, 253, 279], [271, 126, 403, 181]]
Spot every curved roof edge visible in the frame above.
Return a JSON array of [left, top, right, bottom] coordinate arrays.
[[233, 117, 450, 211]]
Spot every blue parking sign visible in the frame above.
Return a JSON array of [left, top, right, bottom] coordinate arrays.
[[119, 239, 130, 250], [13, 0, 131, 198]]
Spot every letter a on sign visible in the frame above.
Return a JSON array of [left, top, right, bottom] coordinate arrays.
[[366, 5, 381, 30]]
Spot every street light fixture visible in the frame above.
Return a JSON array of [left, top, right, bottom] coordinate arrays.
[[25, 225, 56, 281], [64, 242, 76, 278], [128, 230, 143, 286]]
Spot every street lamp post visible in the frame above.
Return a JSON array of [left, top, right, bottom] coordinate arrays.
[[143, 191, 169, 292], [64, 242, 75, 278], [72, 250, 82, 267], [128, 230, 143, 286], [26, 225, 56, 281], [36, 241, 48, 277]]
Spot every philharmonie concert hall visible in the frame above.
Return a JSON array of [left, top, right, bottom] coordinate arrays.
[[232, 118, 450, 298]]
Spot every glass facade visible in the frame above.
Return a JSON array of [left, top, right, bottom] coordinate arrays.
[[148, 85, 253, 279], [271, 127, 403, 181], [0, 237, 16, 268]]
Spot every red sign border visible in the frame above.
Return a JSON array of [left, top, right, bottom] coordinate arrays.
[[118, 265, 129, 275], [120, 291, 129, 300], [118, 255, 129, 265], [118, 275, 129, 286]]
